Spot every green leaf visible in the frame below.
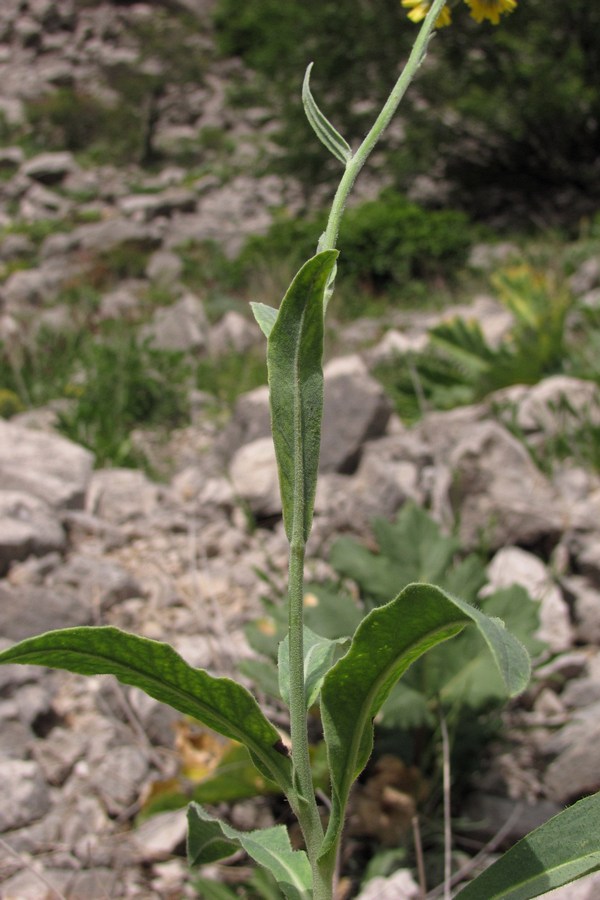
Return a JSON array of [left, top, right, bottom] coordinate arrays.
[[278, 626, 349, 709], [267, 250, 338, 542], [0, 626, 292, 793], [455, 791, 600, 900], [319, 582, 530, 860], [251, 301, 278, 338], [302, 63, 352, 166], [193, 877, 239, 900], [187, 803, 312, 900]]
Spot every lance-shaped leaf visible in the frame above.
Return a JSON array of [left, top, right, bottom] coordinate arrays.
[[302, 63, 352, 167], [278, 626, 349, 709], [187, 803, 312, 900], [267, 250, 338, 542], [319, 583, 530, 860], [0, 626, 292, 792], [251, 301, 278, 339], [455, 791, 600, 899]]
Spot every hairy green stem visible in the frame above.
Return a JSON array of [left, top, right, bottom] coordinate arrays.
[[321, 0, 447, 256]]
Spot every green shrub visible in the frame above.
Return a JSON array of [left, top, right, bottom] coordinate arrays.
[[234, 194, 472, 299]]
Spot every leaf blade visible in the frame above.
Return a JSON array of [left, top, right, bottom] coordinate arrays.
[[319, 583, 530, 860], [278, 626, 349, 709], [267, 250, 338, 542], [187, 803, 312, 900], [251, 301, 279, 338], [302, 63, 352, 166], [0, 626, 292, 792], [455, 791, 600, 900]]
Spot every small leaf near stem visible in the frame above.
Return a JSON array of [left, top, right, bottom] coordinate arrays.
[[302, 63, 352, 167], [0, 626, 294, 796], [318, 583, 530, 866]]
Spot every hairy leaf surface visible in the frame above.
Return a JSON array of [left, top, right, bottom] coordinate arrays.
[[319, 583, 530, 860], [455, 791, 600, 899], [302, 63, 352, 166], [187, 803, 311, 900], [267, 250, 338, 542], [0, 626, 292, 791]]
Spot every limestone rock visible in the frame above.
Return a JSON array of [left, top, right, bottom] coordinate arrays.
[[20, 151, 78, 185], [142, 292, 208, 353], [0, 759, 51, 831], [0, 583, 93, 640], [512, 375, 600, 436], [209, 310, 261, 355], [0, 490, 65, 573], [0, 420, 94, 509], [447, 421, 564, 549], [229, 437, 281, 519], [485, 546, 573, 652], [321, 355, 392, 473]]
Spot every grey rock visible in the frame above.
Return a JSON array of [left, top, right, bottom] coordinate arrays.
[[85, 468, 171, 524], [0, 490, 66, 573], [97, 284, 143, 320], [0, 759, 50, 831], [71, 216, 161, 254], [209, 310, 260, 355], [563, 575, 600, 644], [365, 327, 428, 366], [0, 420, 94, 509], [357, 868, 420, 900], [0, 718, 34, 758], [0, 583, 93, 640], [468, 241, 519, 270], [321, 355, 392, 473], [447, 421, 564, 549], [31, 726, 87, 785], [66, 868, 119, 900], [1, 263, 66, 308], [484, 546, 573, 652], [132, 809, 187, 861], [49, 552, 141, 611], [512, 375, 600, 435], [543, 705, 600, 802], [0, 232, 34, 260], [20, 151, 78, 185], [229, 437, 281, 519], [463, 793, 562, 843], [90, 744, 149, 815], [413, 402, 489, 459], [0, 869, 71, 900], [146, 248, 184, 285], [119, 187, 197, 220], [142, 292, 208, 353], [569, 256, 600, 295]]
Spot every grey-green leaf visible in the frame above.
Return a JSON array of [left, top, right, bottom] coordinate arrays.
[[302, 63, 352, 166], [319, 583, 530, 861], [251, 301, 279, 338], [187, 803, 312, 900], [267, 250, 338, 542], [0, 626, 292, 793], [278, 626, 349, 709], [455, 791, 600, 899]]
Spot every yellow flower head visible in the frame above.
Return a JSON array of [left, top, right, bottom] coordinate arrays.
[[401, 1, 452, 28], [464, 0, 517, 25]]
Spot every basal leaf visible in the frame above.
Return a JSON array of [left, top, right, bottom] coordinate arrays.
[[319, 583, 530, 861], [267, 250, 338, 542], [455, 791, 600, 900], [0, 626, 292, 793], [187, 803, 312, 900], [278, 626, 349, 709], [251, 301, 279, 338], [302, 63, 352, 166]]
